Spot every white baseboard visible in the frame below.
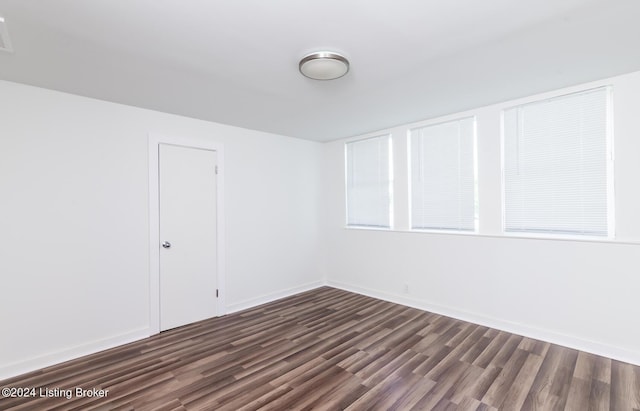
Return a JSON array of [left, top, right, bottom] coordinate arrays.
[[1, 281, 324, 381], [0, 327, 150, 381], [226, 280, 325, 314], [5, 279, 637, 381], [326, 279, 640, 367]]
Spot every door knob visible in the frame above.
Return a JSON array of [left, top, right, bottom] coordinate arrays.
[[162, 241, 171, 249]]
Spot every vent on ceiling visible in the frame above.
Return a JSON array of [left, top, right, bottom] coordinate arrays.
[[0, 16, 14, 53]]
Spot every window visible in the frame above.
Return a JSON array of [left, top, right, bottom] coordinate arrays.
[[503, 87, 613, 237], [345, 135, 393, 228], [409, 117, 477, 231]]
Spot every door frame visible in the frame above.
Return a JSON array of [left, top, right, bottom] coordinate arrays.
[[148, 133, 225, 335]]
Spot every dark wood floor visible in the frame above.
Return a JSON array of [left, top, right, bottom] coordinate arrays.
[[2, 287, 640, 410]]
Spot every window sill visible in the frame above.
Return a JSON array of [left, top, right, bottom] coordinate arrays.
[[344, 225, 392, 231], [341, 226, 640, 245]]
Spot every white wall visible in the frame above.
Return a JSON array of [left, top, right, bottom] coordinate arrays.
[[323, 70, 640, 365], [0, 80, 323, 379], [3, 69, 640, 381]]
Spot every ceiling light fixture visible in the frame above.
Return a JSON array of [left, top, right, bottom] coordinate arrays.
[[299, 51, 349, 80]]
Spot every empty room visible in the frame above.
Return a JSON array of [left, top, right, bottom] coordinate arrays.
[[1, 1, 640, 410]]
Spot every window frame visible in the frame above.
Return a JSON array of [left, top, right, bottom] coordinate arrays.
[[500, 86, 615, 240], [344, 134, 394, 229], [408, 116, 478, 233]]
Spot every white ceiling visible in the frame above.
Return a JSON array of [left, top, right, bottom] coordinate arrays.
[[0, 0, 639, 142]]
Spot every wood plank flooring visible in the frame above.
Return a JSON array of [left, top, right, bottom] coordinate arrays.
[[1, 287, 639, 410]]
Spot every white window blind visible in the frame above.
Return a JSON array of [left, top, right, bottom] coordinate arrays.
[[503, 87, 612, 237], [345, 135, 392, 228], [410, 117, 477, 231]]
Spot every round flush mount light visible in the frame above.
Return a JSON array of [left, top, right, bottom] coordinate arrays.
[[299, 51, 349, 80]]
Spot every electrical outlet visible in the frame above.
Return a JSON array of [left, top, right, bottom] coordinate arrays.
[[403, 283, 409, 294]]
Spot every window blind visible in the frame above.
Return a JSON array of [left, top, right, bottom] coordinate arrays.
[[503, 87, 612, 237], [345, 135, 392, 228], [410, 117, 477, 231]]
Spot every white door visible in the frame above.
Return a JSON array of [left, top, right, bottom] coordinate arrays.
[[159, 143, 218, 331]]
